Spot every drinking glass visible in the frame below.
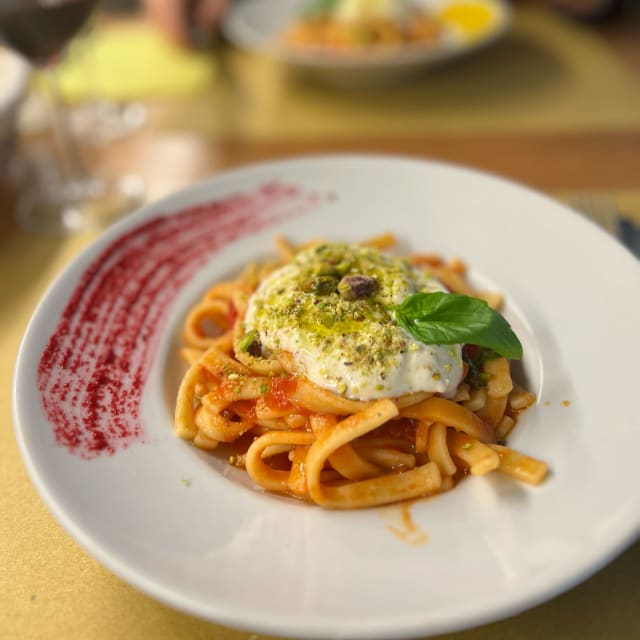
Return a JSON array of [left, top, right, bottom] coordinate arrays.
[[65, 12, 148, 147], [0, 0, 144, 234]]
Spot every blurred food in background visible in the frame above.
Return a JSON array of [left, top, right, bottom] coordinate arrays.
[[222, 0, 511, 88], [283, 0, 443, 51], [282, 0, 507, 52]]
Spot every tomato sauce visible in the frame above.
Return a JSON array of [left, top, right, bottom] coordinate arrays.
[[265, 376, 298, 411]]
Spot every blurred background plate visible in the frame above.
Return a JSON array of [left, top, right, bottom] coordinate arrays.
[[222, 0, 511, 85]]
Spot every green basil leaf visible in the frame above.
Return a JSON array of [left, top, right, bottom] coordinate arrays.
[[395, 292, 523, 360]]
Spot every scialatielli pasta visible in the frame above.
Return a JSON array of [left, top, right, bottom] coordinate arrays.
[[174, 234, 545, 509]]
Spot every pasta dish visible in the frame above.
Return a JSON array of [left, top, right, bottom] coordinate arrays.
[[175, 234, 546, 509], [282, 0, 443, 52]]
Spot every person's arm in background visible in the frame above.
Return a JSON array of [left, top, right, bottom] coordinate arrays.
[[142, 0, 230, 46]]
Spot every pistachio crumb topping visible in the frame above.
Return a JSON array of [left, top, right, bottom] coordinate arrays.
[[244, 243, 463, 400]]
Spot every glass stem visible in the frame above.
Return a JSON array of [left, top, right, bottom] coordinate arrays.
[[41, 66, 89, 183]]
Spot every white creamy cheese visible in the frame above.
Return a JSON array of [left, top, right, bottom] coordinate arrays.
[[244, 243, 463, 401]]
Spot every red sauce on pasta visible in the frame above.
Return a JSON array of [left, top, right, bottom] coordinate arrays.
[[265, 375, 297, 411], [37, 182, 325, 458], [227, 301, 238, 328], [229, 400, 257, 421]]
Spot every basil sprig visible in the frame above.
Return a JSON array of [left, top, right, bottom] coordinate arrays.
[[395, 292, 523, 360]]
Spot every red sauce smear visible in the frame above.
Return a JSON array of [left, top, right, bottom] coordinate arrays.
[[37, 182, 325, 458]]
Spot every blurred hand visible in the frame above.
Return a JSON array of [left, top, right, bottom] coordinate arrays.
[[143, 0, 231, 45]]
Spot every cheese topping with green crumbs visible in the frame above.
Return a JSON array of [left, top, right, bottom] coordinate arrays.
[[244, 243, 464, 400]]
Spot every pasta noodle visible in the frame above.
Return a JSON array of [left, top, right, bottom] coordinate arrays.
[[174, 234, 546, 509]]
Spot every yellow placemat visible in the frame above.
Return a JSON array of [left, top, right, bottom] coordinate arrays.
[[55, 21, 218, 101], [163, 4, 640, 139], [1, 189, 638, 640]]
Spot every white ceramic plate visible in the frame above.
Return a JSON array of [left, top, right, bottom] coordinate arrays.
[[222, 0, 510, 82], [14, 155, 640, 639]]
